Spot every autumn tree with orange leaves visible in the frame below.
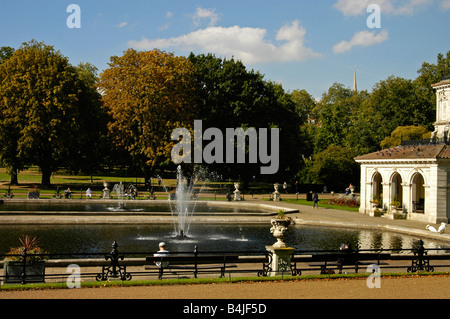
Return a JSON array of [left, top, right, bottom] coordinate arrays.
[[98, 49, 197, 179]]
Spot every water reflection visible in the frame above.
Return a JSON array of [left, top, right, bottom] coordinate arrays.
[[0, 224, 448, 256]]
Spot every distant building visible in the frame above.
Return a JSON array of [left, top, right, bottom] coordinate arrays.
[[355, 78, 450, 224]]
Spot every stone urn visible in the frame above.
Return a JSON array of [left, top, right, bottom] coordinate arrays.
[[103, 182, 110, 199], [233, 182, 241, 201], [267, 218, 295, 276], [273, 183, 281, 201], [269, 218, 291, 248]]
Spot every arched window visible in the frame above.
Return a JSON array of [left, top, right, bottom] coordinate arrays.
[[372, 172, 383, 207], [411, 173, 425, 213], [390, 172, 403, 207]]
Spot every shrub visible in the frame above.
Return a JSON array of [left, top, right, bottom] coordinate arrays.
[[327, 194, 360, 208], [5, 235, 48, 263]]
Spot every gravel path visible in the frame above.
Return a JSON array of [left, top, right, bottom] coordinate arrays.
[[1, 275, 449, 299]]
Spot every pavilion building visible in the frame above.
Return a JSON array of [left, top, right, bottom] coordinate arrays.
[[355, 78, 450, 224]]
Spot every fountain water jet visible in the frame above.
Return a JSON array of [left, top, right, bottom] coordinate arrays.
[[111, 182, 125, 210], [160, 165, 212, 239], [172, 166, 196, 238]]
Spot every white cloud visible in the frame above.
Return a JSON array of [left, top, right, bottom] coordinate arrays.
[[333, 29, 389, 53], [128, 20, 322, 64], [334, 0, 432, 16], [117, 21, 128, 28], [191, 7, 220, 27], [441, 0, 450, 10]]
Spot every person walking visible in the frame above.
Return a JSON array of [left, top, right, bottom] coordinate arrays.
[[313, 192, 319, 209]]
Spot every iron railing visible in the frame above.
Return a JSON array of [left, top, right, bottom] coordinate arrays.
[[0, 239, 449, 284]]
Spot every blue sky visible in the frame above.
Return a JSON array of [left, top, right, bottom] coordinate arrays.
[[0, 0, 449, 98]]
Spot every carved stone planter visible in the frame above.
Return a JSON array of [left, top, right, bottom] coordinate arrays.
[[3, 260, 46, 284], [267, 218, 294, 276], [269, 218, 291, 248]]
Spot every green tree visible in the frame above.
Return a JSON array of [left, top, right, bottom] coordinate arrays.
[[414, 50, 450, 131], [188, 53, 304, 184], [0, 40, 83, 186], [98, 49, 197, 180], [309, 145, 360, 192], [380, 125, 431, 149], [352, 76, 431, 154], [0, 46, 15, 64], [71, 62, 110, 179], [313, 83, 356, 153], [290, 89, 317, 124]]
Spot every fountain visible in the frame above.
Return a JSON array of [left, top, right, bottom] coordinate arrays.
[[166, 165, 208, 239], [111, 182, 125, 210]]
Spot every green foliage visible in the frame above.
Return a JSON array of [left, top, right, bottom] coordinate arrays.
[[309, 145, 360, 192], [0, 40, 86, 186], [0, 39, 447, 190], [188, 53, 305, 183], [380, 125, 431, 149], [0, 46, 14, 64], [290, 89, 317, 124]]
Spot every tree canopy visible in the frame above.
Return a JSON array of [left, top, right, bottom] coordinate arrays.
[[98, 49, 197, 179], [0, 40, 86, 186], [188, 53, 305, 183], [0, 40, 447, 191]]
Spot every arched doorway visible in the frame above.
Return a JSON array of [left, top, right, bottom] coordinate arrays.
[[390, 172, 403, 208], [411, 173, 425, 213]]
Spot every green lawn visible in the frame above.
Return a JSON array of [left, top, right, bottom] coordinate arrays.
[[0, 167, 359, 211], [272, 198, 360, 212]]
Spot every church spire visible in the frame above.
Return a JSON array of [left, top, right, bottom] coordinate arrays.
[[353, 66, 357, 93]]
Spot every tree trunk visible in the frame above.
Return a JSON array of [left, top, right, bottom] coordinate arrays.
[[9, 168, 18, 185], [41, 168, 52, 188]]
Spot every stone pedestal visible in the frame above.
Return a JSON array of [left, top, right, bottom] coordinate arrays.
[[266, 246, 295, 276]]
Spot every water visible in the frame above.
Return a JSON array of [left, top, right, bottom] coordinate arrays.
[[0, 224, 448, 256], [0, 201, 260, 214]]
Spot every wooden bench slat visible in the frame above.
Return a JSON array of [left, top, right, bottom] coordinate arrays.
[[146, 255, 240, 265]]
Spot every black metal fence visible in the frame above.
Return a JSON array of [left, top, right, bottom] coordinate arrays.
[[1, 240, 449, 285]]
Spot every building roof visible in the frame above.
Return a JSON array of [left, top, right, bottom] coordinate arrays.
[[354, 143, 450, 162], [431, 78, 450, 88]]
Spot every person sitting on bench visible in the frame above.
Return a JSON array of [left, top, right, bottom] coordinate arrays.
[[154, 242, 170, 268], [64, 188, 72, 199]]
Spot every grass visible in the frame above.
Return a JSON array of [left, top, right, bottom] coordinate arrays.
[[1, 271, 448, 291], [265, 198, 360, 212], [0, 167, 360, 212], [0, 167, 149, 187]]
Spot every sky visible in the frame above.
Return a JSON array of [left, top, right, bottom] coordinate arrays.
[[0, 0, 449, 99]]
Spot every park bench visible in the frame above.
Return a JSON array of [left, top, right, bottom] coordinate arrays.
[[303, 252, 391, 274], [145, 253, 274, 279], [145, 254, 240, 279]]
